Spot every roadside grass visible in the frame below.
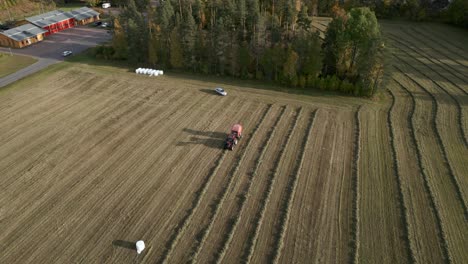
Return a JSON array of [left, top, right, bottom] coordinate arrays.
[[66, 50, 371, 106], [56, 3, 87, 12], [0, 60, 67, 95], [0, 53, 37, 78]]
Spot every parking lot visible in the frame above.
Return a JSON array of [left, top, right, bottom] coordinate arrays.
[[0, 26, 111, 60], [0, 26, 111, 87]]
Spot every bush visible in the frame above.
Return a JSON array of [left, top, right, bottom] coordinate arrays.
[[444, 0, 468, 27]]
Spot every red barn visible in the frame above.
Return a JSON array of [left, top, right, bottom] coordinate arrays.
[[26, 10, 75, 36]]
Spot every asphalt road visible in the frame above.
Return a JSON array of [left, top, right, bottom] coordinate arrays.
[[0, 26, 111, 88]]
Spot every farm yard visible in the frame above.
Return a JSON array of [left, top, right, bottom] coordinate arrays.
[[0, 20, 467, 264]]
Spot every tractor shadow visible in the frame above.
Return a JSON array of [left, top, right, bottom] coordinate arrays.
[[177, 128, 226, 149], [112, 240, 136, 251]]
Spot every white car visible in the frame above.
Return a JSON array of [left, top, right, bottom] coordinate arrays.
[[102, 3, 111, 8], [62, 50, 73, 57], [215, 87, 227, 96]]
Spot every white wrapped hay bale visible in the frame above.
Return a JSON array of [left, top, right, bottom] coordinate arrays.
[[136, 240, 145, 254]]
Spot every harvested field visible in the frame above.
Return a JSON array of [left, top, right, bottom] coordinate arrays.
[[0, 20, 467, 264]]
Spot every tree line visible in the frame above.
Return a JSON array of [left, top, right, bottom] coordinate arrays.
[[96, 0, 384, 96]]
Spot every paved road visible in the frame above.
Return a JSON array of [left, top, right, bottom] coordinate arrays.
[[0, 26, 111, 88]]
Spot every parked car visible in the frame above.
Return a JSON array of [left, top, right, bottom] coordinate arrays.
[[215, 87, 227, 96], [62, 50, 73, 57], [102, 3, 111, 8], [93, 21, 102, 26], [101, 22, 109, 28]]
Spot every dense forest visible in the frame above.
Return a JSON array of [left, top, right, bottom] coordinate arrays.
[[96, 1, 384, 96]]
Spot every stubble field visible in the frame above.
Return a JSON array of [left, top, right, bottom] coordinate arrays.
[[0, 21, 467, 263]]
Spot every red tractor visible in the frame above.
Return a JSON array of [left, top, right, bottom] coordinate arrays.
[[225, 124, 243, 150]]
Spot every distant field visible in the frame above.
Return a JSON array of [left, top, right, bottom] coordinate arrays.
[[0, 21, 466, 263], [0, 53, 36, 78]]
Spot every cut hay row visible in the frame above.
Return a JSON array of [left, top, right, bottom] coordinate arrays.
[[351, 106, 361, 264], [1, 85, 182, 205], [218, 108, 301, 263], [193, 106, 287, 263], [158, 101, 269, 263], [1, 81, 179, 187], [110, 99, 261, 264], [156, 151, 228, 263], [388, 42, 468, 145], [407, 27, 468, 64], [211, 106, 287, 264], [187, 105, 277, 264], [271, 110, 316, 263], [250, 108, 317, 263], [276, 109, 355, 264], [124, 97, 248, 263], [84, 93, 244, 262], [242, 108, 302, 264], [418, 24, 468, 54], [389, 79, 449, 263], [392, 68, 468, 263], [385, 33, 468, 94], [393, 65, 468, 217], [60, 96, 261, 263], [1, 84, 216, 262], [0, 72, 89, 117], [356, 101, 409, 263], [0, 76, 112, 142], [387, 88, 416, 263]]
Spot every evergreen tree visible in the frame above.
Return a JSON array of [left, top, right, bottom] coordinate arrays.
[[169, 28, 184, 68], [182, 7, 197, 68], [135, 0, 150, 12], [112, 18, 128, 60], [283, 47, 299, 84], [297, 5, 312, 32], [158, 0, 175, 30]]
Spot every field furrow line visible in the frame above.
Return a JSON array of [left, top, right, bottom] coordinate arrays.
[[390, 51, 468, 146], [271, 110, 316, 263], [406, 27, 468, 64], [418, 24, 468, 54], [80, 94, 246, 264], [356, 99, 410, 263], [0, 71, 86, 116], [187, 105, 275, 264], [15, 90, 220, 263], [212, 106, 287, 264], [218, 107, 299, 263], [393, 69, 468, 263], [242, 107, 302, 264], [393, 65, 468, 218], [0, 89, 204, 261], [387, 33, 468, 94], [0, 76, 111, 145], [387, 88, 416, 263], [390, 79, 449, 263], [156, 105, 259, 264], [0, 79, 144, 184], [352, 106, 361, 264], [0, 83, 176, 204], [156, 103, 270, 264]]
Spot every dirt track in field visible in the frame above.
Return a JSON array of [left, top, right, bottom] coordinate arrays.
[[0, 21, 467, 264]]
